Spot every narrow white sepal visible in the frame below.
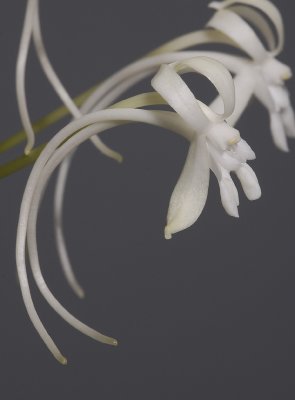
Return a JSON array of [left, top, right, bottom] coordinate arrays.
[[173, 57, 235, 121], [207, 9, 267, 61], [165, 135, 210, 239], [151, 64, 208, 131], [228, 5, 276, 51], [236, 164, 261, 200], [208, 0, 284, 56], [270, 113, 289, 152], [219, 176, 239, 217], [267, 85, 295, 137], [151, 57, 235, 128], [282, 107, 295, 138]]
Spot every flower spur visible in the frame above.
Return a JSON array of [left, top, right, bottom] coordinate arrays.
[[16, 0, 119, 161]]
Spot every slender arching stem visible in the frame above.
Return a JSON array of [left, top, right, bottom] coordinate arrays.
[[0, 87, 95, 153]]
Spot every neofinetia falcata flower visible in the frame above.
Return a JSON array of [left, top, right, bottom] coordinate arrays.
[[6, 0, 293, 363]]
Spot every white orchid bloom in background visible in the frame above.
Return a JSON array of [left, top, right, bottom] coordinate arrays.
[[76, 0, 294, 151], [151, 57, 261, 239], [208, 0, 295, 150]]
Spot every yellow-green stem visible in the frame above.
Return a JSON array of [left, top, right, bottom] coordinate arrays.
[[0, 87, 96, 153], [0, 145, 45, 179], [0, 92, 165, 179]]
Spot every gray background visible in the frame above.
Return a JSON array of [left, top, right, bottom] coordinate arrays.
[[1, 0, 295, 399]]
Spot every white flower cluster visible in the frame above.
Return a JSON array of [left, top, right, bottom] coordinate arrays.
[[13, 0, 294, 363]]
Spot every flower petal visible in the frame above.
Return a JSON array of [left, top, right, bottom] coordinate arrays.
[[165, 135, 210, 239], [220, 176, 239, 217], [207, 9, 267, 61], [173, 57, 235, 121], [236, 164, 262, 200], [151, 64, 209, 131], [282, 107, 295, 138], [267, 85, 295, 137], [234, 139, 256, 162], [209, 0, 284, 56], [228, 5, 276, 51], [270, 112, 289, 152], [208, 141, 241, 171], [151, 56, 235, 128]]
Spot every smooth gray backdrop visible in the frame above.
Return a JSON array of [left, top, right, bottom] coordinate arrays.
[[1, 1, 295, 399]]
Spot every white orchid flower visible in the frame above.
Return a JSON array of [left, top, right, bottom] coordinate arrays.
[[15, 55, 261, 363], [54, 3, 281, 295], [151, 57, 261, 239], [12, 0, 293, 364], [207, 0, 295, 150], [26, 0, 290, 298]]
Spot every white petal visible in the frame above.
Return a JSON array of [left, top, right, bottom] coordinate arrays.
[[282, 107, 295, 138], [173, 57, 235, 121], [220, 176, 239, 217], [254, 74, 276, 112], [165, 135, 209, 239], [228, 5, 276, 51], [234, 139, 256, 162], [270, 85, 291, 109], [151, 57, 236, 129], [219, 151, 241, 171], [236, 164, 261, 200], [208, 0, 284, 56], [149, 30, 236, 55], [151, 64, 208, 132], [226, 69, 256, 127], [207, 9, 267, 61], [270, 113, 289, 152]]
